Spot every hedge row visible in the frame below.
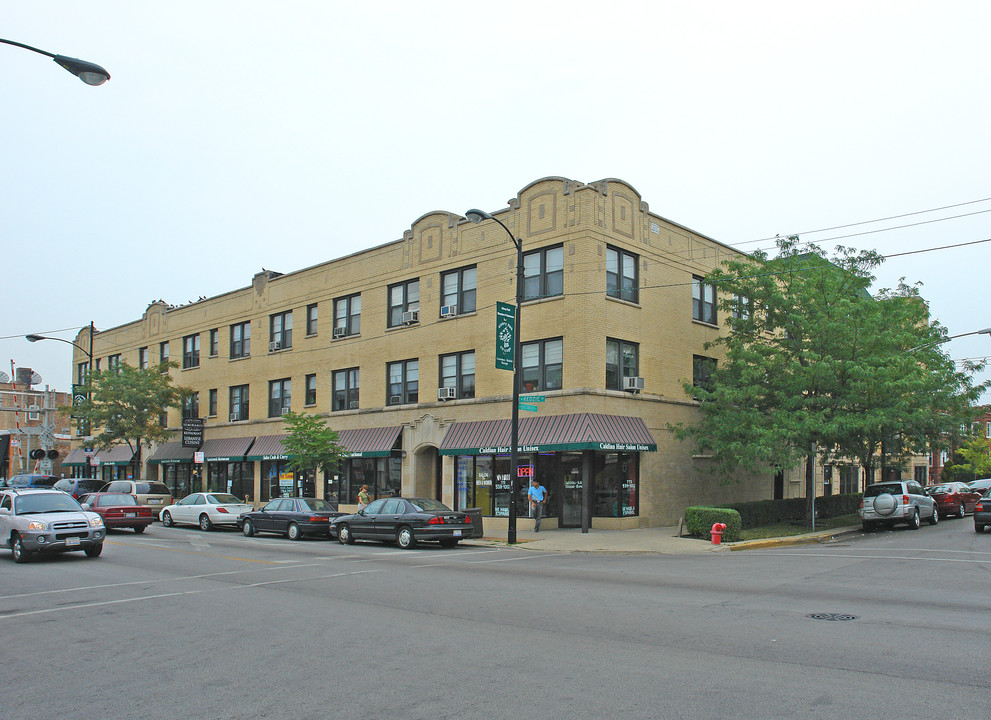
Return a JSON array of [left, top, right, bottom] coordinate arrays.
[[714, 493, 863, 529], [684, 506, 742, 542]]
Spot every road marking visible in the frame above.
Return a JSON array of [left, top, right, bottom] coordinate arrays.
[[762, 551, 991, 564], [463, 554, 550, 564]]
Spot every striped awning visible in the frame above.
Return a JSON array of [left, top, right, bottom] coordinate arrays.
[[246, 435, 288, 461], [200, 436, 254, 462], [62, 447, 89, 467], [338, 426, 403, 458], [439, 413, 656, 455], [148, 441, 197, 465], [64, 445, 135, 466]]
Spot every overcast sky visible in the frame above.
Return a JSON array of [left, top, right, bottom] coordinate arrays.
[[3, 1, 989, 400]]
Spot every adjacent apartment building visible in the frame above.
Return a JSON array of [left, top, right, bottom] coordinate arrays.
[[65, 176, 788, 528]]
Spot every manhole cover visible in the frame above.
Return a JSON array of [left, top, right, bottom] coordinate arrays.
[[807, 613, 857, 621]]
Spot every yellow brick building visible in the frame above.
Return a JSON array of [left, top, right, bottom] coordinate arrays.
[[67, 176, 781, 529]]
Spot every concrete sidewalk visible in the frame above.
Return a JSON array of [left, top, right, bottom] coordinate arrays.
[[463, 524, 860, 554]]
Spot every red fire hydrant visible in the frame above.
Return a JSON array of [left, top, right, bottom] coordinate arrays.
[[710, 522, 727, 545]]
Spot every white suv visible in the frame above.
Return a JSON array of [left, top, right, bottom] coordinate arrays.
[[859, 480, 938, 531], [0, 489, 106, 563]]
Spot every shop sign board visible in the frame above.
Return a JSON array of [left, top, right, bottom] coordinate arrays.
[[495, 302, 515, 371]]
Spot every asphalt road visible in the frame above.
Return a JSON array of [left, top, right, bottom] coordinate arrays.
[[1, 515, 988, 720]]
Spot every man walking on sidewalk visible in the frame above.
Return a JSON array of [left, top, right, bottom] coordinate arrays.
[[528, 478, 547, 532]]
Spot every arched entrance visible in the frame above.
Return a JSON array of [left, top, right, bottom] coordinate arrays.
[[413, 445, 440, 499]]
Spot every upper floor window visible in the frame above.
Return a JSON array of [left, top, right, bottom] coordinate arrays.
[[269, 378, 291, 417], [693, 355, 717, 392], [77, 362, 89, 385], [334, 294, 361, 337], [159, 341, 170, 368], [230, 321, 251, 359], [388, 280, 419, 327], [208, 389, 218, 417], [333, 368, 359, 411], [270, 311, 292, 350], [209, 329, 219, 357], [606, 339, 638, 390], [94, 358, 102, 373], [692, 276, 717, 324], [440, 266, 477, 316], [440, 351, 475, 399], [522, 338, 563, 392], [306, 304, 318, 336], [305, 374, 317, 406], [523, 245, 564, 301], [183, 391, 199, 421], [138, 347, 148, 370], [732, 294, 751, 320], [229, 384, 249, 422], [108, 354, 122, 372], [387, 359, 418, 405], [606, 247, 638, 303], [182, 334, 200, 369]]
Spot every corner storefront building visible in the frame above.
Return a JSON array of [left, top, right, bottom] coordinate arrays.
[[67, 176, 775, 530]]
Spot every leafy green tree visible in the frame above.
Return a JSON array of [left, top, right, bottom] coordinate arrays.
[[67, 361, 192, 472], [955, 434, 991, 478], [672, 236, 987, 525], [280, 411, 347, 485]]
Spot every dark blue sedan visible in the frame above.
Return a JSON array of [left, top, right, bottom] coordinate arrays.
[[238, 497, 343, 540], [332, 497, 471, 549]]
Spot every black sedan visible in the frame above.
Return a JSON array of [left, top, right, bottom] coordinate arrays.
[[332, 497, 472, 549], [975, 489, 991, 533], [238, 497, 343, 540]]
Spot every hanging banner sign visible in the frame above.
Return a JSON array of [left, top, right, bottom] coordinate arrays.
[[495, 302, 515, 371]]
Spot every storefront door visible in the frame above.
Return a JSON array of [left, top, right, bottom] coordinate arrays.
[[559, 453, 583, 528]]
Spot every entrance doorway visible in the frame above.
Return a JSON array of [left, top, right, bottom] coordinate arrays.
[[558, 452, 583, 528], [413, 446, 439, 499]]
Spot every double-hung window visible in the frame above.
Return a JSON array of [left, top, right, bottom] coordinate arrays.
[[606, 246, 638, 303], [305, 374, 317, 406], [387, 359, 418, 405], [230, 321, 251, 359], [334, 294, 361, 337], [693, 355, 717, 391], [333, 368, 359, 411], [521, 338, 563, 392], [440, 266, 476, 316], [108, 354, 122, 372], [209, 329, 219, 357], [306, 304, 318, 336], [208, 389, 218, 417], [159, 342, 170, 371], [692, 276, 717, 324], [138, 347, 148, 370], [182, 334, 200, 369], [732, 294, 751, 321], [523, 245, 564, 301], [268, 378, 291, 417], [183, 392, 199, 420], [605, 339, 638, 390], [270, 311, 292, 350], [440, 351, 475, 399], [229, 385, 249, 421], [388, 280, 419, 327], [77, 362, 89, 385]]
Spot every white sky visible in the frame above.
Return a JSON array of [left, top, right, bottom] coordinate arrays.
[[3, 1, 990, 400]]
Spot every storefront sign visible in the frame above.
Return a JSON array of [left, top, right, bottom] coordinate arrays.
[[182, 419, 204, 448], [449, 440, 656, 456], [194, 451, 205, 464], [517, 465, 534, 478], [495, 302, 515, 371]]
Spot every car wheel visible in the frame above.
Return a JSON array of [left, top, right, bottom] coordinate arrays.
[[396, 526, 417, 549], [287, 522, 302, 541], [439, 538, 459, 548], [199, 514, 213, 532], [958, 502, 967, 518], [84, 543, 103, 558], [162, 511, 175, 527], [338, 523, 355, 545], [133, 525, 145, 534], [242, 519, 254, 537], [928, 506, 939, 526], [907, 508, 921, 530], [11, 535, 29, 563]]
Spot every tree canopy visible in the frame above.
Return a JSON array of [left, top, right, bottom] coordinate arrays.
[[672, 236, 987, 520], [280, 411, 347, 482], [67, 361, 191, 470]]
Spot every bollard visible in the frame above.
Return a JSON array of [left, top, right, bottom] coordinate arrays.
[[710, 522, 727, 545]]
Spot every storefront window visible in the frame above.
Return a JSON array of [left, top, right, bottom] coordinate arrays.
[[162, 464, 195, 500], [341, 455, 401, 504], [207, 462, 255, 501], [592, 453, 638, 517]]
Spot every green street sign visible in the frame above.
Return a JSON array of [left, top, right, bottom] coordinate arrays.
[[518, 403, 539, 412], [519, 394, 545, 403], [495, 301, 515, 371]]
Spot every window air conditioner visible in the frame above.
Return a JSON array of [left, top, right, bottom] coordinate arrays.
[[440, 305, 457, 318], [280, 407, 290, 415], [348, 401, 359, 410], [269, 340, 282, 352], [229, 411, 240, 422], [438, 387, 456, 401], [624, 376, 645, 392], [389, 395, 402, 405], [401, 310, 419, 325], [333, 326, 346, 339]]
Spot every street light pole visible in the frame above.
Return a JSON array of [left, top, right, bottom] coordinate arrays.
[[466, 208, 523, 544], [27, 322, 96, 444], [1, 38, 110, 85]]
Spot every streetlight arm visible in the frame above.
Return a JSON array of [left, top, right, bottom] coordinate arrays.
[[1, 38, 110, 85], [465, 209, 520, 251], [908, 327, 991, 353], [25, 333, 92, 359]]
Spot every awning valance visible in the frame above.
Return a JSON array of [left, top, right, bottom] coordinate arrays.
[[246, 435, 288, 461], [338, 426, 403, 458], [62, 447, 89, 467], [200, 436, 254, 462], [64, 445, 135, 466], [148, 441, 196, 465], [439, 413, 657, 455]]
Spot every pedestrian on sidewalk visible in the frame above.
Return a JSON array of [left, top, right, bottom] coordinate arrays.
[[528, 478, 547, 532], [357, 485, 370, 507]]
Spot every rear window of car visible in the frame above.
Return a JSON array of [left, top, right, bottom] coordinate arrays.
[[76, 480, 105, 494], [864, 483, 903, 498], [99, 494, 137, 506], [299, 498, 336, 512], [207, 494, 241, 504], [927, 485, 950, 494], [136, 482, 171, 495], [408, 498, 451, 512]]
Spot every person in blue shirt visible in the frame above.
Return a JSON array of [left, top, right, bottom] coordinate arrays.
[[527, 478, 548, 532]]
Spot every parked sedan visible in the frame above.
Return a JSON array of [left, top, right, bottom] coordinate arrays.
[[332, 497, 472, 549], [974, 489, 991, 533], [926, 482, 982, 517], [160, 493, 254, 531], [238, 497, 343, 540], [968, 478, 991, 494], [79, 493, 154, 533]]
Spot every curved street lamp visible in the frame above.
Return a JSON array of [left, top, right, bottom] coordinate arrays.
[[1, 38, 110, 85], [466, 208, 524, 544], [908, 327, 991, 354]]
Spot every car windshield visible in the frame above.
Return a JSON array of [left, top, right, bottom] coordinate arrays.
[[299, 498, 335, 512], [927, 485, 951, 494], [208, 494, 242, 504], [16, 493, 83, 514], [408, 498, 452, 512], [100, 494, 138, 506], [864, 483, 903, 498], [136, 482, 171, 495]]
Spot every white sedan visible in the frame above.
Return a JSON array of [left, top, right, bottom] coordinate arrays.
[[159, 492, 254, 531]]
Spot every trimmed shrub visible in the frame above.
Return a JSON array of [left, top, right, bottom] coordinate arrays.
[[714, 493, 863, 528], [684, 506, 742, 541]]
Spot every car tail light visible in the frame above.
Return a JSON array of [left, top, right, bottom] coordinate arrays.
[[428, 516, 445, 525], [977, 502, 985, 512], [308, 516, 328, 522], [903, 495, 910, 505], [859, 499, 864, 508], [216, 507, 230, 514]]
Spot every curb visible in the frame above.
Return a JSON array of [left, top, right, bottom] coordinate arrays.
[[726, 526, 861, 551]]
